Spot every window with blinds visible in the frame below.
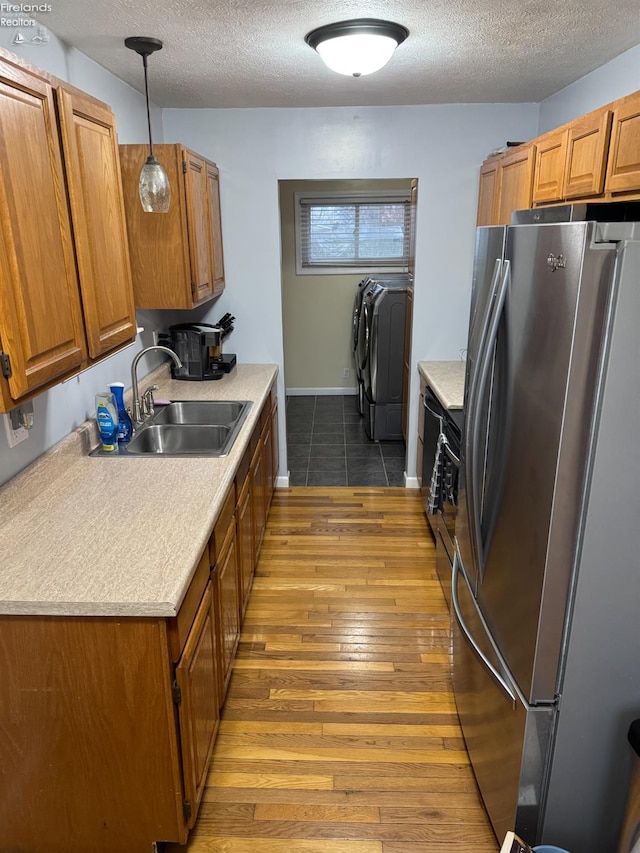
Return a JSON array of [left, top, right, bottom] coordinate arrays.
[[295, 192, 411, 275]]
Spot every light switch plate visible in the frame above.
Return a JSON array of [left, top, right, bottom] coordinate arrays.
[[3, 413, 29, 447]]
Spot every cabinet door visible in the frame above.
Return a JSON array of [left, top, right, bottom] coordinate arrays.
[[532, 128, 567, 204], [416, 376, 426, 489], [496, 146, 535, 225], [476, 158, 500, 225], [217, 526, 240, 696], [262, 416, 274, 512], [236, 477, 254, 617], [271, 399, 279, 491], [250, 438, 266, 564], [605, 93, 640, 194], [183, 150, 213, 304], [174, 582, 219, 828], [0, 65, 86, 400], [57, 87, 136, 359], [564, 109, 612, 199], [206, 162, 225, 297], [402, 288, 413, 441]]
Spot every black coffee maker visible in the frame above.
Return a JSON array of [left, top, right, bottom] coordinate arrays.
[[158, 318, 236, 381]]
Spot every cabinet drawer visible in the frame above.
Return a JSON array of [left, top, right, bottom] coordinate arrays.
[[167, 547, 210, 662]]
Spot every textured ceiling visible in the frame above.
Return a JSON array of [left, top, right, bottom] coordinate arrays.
[[39, 0, 640, 108]]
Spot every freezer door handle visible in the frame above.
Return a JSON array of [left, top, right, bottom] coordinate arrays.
[[470, 259, 510, 577], [451, 552, 516, 704]]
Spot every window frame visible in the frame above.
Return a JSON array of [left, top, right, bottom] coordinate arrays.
[[294, 190, 411, 276]]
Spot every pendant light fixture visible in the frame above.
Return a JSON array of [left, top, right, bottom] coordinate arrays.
[[305, 19, 409, 77], [124, 36, 171, 213]]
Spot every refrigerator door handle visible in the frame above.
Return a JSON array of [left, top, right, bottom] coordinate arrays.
[[464, 258, 503, 577], [470, 259, 511, 576], [452, 551, 516, 704]]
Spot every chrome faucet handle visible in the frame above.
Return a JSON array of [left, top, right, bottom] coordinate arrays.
[[141, 384, 158, 418]]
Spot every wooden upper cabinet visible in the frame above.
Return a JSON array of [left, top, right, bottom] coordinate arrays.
[[563, 108, 612, 199], [119, 143, 226, 309], [206, 162, 225, 297], [476, 158, 500, 225], [56, 87, 136, 359], [532, 128, 568, 204], [184, 150, 214, 303], [495, 145, 536, 225], [605, 91, 640, 194], [0, 64, 87, 404]]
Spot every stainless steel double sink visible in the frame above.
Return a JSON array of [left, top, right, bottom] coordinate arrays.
[[92, 400, 252, 457]]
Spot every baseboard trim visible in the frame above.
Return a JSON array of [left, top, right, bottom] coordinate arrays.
[[404, 475, 419, 489], [275, 474, 290, 488], [286, 387, 358, 396]]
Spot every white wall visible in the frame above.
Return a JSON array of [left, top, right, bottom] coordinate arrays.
[[538, 44, 640, 133], [0, 31, 165, 486], [162, 103, 540, 478]]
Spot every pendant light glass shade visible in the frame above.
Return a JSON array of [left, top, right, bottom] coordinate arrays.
[[139, 155, 171, 213], [124, 36, 170, 213], [305, 19, 408, 77]]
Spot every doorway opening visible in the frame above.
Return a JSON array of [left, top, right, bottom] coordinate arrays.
[[279, 177, 416, 487]]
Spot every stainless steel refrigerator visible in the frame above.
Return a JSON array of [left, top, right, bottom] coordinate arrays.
[[452, 203, 640, 852]]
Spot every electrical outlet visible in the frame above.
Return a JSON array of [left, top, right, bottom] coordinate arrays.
[[3, 413, 29, 448], [343, 368, 350, 379]]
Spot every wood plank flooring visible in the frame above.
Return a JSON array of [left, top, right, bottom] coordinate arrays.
[[168, 487, 498, 853]]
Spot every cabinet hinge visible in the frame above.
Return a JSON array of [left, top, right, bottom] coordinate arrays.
[[172, 680, 182, 706], [183, 799, 192, 822], [182, 160, 187, 174], [0, 352, 11, 379]]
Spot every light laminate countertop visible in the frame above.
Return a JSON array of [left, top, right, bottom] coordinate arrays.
[[418, 361, 466, 410], [0, 363, 278, 618]]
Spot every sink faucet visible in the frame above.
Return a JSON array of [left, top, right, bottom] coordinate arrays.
[[130, 346, 182, 427]]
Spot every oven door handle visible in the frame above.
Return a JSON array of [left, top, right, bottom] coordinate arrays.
[[423, 396, 445, 425], [442, 438, 460, 468]]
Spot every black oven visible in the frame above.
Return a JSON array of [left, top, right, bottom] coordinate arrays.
[[435, 408, 462, 608], [421, 389, 446, 535]]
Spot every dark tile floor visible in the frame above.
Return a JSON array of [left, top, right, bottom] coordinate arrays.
[[286, 395, 406, 487]]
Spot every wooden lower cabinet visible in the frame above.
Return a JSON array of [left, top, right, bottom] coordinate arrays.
[[0, 383, 279, 851], [212, 516, 240, 701], [250, 433, 267, 563], [174, 580, 220, 829], [0, 616, 197, 850], [236, 473, 254, 617]]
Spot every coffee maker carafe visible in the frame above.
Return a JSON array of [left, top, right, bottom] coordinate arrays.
[[158, 321, 236, 381]]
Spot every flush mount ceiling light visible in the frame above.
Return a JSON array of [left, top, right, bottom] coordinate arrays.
[[124, 36, 171, 213], [305, 18, 409, 77]]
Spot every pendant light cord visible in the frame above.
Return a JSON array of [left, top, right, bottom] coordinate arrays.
[[142, 54, 154, 158]]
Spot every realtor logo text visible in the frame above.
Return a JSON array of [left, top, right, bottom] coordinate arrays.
[[1, 3, 51, 10]]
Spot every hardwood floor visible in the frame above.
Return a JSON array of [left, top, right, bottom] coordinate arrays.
[[170, 487, 498, 852]]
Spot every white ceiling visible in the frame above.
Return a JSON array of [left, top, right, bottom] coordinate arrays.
[[41, 0, 640, 108]]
